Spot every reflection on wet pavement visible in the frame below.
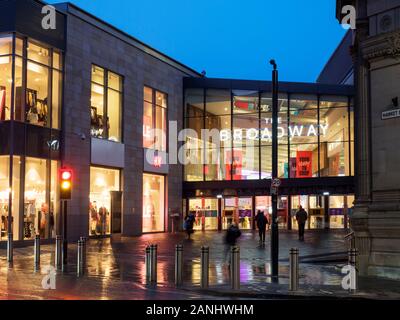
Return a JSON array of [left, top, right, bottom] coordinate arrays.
[[0, 230, 347, 300]]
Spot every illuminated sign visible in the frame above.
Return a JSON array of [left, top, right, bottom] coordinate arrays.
[[220, 118, 329, 142], [153, 155, 162, 168]]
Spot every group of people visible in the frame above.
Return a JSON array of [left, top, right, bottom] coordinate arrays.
[[184, 205, 309, 244]]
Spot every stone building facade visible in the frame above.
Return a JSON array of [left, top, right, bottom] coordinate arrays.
[[337, 0, 400, 280]]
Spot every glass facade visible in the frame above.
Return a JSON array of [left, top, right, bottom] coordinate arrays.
[[0, 155, 59, 241], [0, 34, 63, 241], [143, 174, 165, 233], [184, 88, 354, 181], [90, 65, 123, 142], [89, 167, 120, 236], [143, 87, 168, 152], [0, 35, 63, 128]]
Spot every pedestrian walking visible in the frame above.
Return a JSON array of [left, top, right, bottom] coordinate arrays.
[[295, 205, 308, 241], [184, 212, 195, 239], [255, 210, 268, 245], [224, 223, 242, 265]]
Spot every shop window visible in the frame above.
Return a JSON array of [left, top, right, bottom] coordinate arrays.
[[290, 144, 319, 178], [8, 39, 64, 129], [223, 197, 252, 230], [143, 174, 165, 233], [233, 90, 259, 115], [91, 65, 123, 142], [0, 51, 12, 121], [0, 156, 10, 240], [189, 198, 218, 231], [24, 158, 49, 240], [27, 41, 50, 66], [89, 167, 120, 236], [320, 97, 351, 177], [143, 87, 167, 152], [185, 89, 204, 118], [231, 146, 259, 180]]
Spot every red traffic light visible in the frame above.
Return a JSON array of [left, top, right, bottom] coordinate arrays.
[[60, 168, 72, 200], [61, 170, 72, 180]]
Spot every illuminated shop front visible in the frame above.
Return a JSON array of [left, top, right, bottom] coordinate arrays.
[[89, 167, 121, 236], [0, 32, 63, 242], [183, 78, 355, 231], [143, 174, 165, 233]]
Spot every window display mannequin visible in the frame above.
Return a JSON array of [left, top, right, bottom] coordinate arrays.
[[98, 206, 109, 235], [89, 201, 98, 236]]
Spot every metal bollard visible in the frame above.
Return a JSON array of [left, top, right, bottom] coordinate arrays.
[[289, 248, 299, 292], [55, 235, 62, 270], [175, 245, 183, 287], [230, 246, 240, 290], [200, 246, 209, 289], [145, 245, 151, 283], [77, 240, 84, 276], [34, 235, 41, 268], [80, 237, 87, 267], [149, 244, 158, 284], [7, 233, 13, 263], [348, 248, 358, 293]]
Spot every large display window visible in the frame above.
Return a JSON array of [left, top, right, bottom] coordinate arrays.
[[90, 65, 123, 142], [184, 89, 354, 181], [189, 198, 218, 231], [143, 174, 165, 233], [89, 167, 120, 236], [0, 36, 12, 121], [143, 87, 168, 152], [14, 39, 63, 128]]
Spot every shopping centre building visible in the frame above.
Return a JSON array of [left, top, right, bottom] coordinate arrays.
[[0, 0, 355, 245]]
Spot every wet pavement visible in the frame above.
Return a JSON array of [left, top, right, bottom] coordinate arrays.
[[0, 229, 398, 300]]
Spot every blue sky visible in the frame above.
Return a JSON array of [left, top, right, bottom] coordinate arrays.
[[49, 0, 346, 82]]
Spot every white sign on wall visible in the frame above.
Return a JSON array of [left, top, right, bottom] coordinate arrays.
[[382, 109, 400, 120]]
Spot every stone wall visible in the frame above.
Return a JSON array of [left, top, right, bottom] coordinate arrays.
[[62, 7, 195, 240]]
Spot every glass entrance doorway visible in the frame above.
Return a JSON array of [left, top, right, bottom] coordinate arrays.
[[188, 198, 218, 231], [222, 197, 252, 230], [255, 196, 288, 229]]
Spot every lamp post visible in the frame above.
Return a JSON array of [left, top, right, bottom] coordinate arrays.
[[270, 59, 279, 281]]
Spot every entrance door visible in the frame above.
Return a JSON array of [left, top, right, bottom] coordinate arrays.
[[110, 191, 122, 234]]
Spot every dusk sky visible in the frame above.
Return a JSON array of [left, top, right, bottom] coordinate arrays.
[[48, 0, 347, 82]]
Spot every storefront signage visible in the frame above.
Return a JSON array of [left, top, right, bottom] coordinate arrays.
[[382, 109, 400, 120], [220, 119, 329, 142]]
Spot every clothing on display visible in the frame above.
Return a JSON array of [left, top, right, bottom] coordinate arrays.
[[90, 107, 109, 138], [0, 86, 7, 121], [25, 89, 48, 126]]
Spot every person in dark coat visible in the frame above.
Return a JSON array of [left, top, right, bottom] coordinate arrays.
[[255, 210, 268, 244], [295, 205, 308, 241], [184, 212, 195, 239], [224, 223, 242, 265]]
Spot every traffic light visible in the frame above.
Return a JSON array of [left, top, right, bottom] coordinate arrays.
[[60, 168, 72, 200]]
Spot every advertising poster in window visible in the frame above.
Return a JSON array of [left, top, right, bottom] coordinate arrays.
[[225, 150, 243, 180], [296, 151, 313, 178]]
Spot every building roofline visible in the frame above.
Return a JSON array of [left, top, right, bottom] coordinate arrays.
[[184, 77, 355, 96], [316, 30, 353, 84], [54, 1, 201, 77]]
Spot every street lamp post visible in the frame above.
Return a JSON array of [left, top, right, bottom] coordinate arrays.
[[270, 59, 279, 281]]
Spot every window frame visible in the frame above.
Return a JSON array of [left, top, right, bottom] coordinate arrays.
[[143, 86, 168, 152], [90, 64, 124, 143]]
